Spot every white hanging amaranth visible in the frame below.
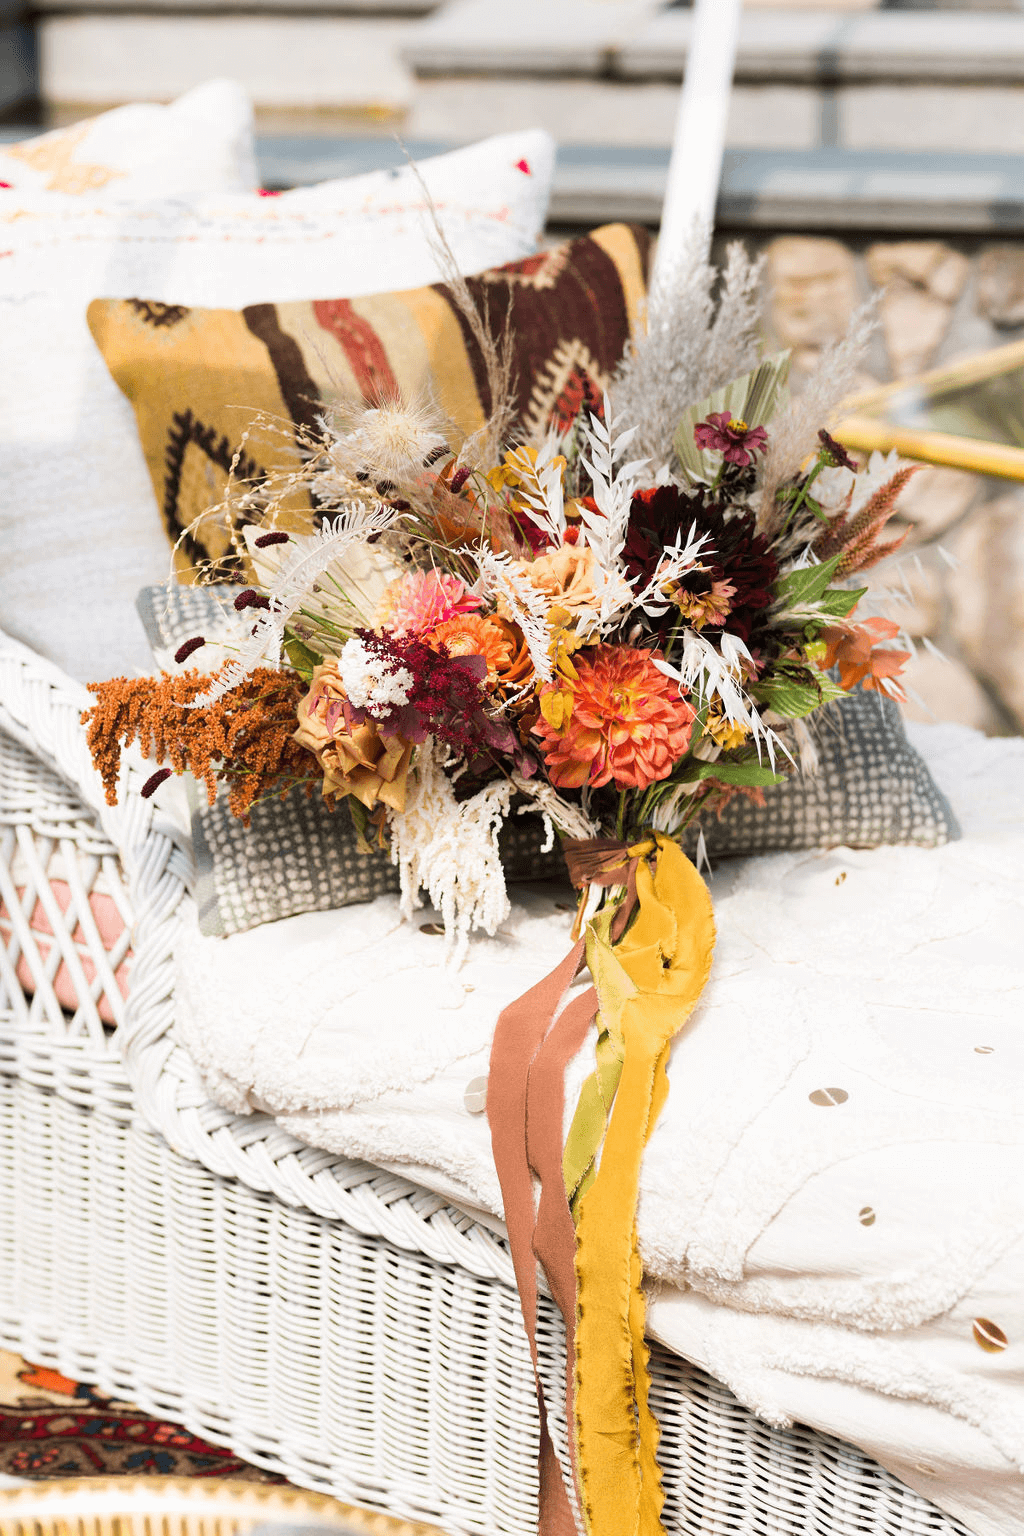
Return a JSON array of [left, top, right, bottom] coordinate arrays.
[[389, 739, 515, 965]]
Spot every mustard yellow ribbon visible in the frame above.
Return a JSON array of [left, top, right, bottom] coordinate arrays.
[[569, 834, 716, 1536], [562, 906, 625, 1216]]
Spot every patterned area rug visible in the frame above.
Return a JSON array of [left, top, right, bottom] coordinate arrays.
[[0, 1351, 284, 1482], [0, 1351, 441, 1533]]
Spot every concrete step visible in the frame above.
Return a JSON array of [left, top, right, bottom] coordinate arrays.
[[406, 4, 1024, 80], [25, 6, 1024, 159], [399, 6, 1024, 159], [256, 136, 1024, 232], [34, 12, 418, 114]]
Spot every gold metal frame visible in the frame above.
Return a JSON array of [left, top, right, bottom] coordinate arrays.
[[835, 338, 1024, 481]]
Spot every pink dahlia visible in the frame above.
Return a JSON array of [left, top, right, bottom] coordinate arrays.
[[533, 645, 696, 791], [374, 571, 481, 638]]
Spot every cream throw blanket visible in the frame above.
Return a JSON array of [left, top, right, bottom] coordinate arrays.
[[174, 722, 1024, 1536]]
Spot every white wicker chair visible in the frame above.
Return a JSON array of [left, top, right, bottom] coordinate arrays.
[[0, 627, 971, 1536]]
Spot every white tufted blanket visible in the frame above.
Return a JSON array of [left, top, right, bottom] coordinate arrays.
[[174, 722, 1024, 1536]]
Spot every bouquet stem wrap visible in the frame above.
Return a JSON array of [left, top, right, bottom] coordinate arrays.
[[487, 834, 716, 1536]]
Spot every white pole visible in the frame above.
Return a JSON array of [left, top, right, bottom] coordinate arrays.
[[653, 0, 743, 286]]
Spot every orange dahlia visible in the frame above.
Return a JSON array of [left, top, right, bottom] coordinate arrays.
[[533, 644, 696, 791], [428, 613, 515, 683]]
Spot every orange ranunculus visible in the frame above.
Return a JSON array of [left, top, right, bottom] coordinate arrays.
[[294, 661, 414, 812], [426, 613, 515, 683], [490, 615, 535, 695], [533, 644, 696, 791], [821, 618, 911, 701]]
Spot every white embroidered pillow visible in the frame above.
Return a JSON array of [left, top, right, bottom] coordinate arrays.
[[0, 78, 256, 199], [0, 130, 555, 686]]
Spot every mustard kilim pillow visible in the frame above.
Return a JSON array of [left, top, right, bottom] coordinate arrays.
[[90, 224, 651, 581]]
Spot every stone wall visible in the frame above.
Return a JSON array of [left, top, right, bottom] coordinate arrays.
[[748, 234, 1024, 737]]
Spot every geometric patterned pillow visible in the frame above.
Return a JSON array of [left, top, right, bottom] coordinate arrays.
[[89, 224, 652, 580]]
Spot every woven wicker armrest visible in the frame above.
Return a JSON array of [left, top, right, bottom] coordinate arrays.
[[0, 628, 517, 1287], [0, 628, 190, 1096]]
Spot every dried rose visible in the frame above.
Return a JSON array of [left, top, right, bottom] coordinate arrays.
[[295, 661, 415, 813]]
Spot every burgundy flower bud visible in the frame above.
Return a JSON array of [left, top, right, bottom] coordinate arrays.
[[817, 429, 857, 472], [449, 466, 471, 494], [234, 589, 270, 612], [174, 636, 205, 664], [254, 530, 290, 548], [141, 768, 172, 798]]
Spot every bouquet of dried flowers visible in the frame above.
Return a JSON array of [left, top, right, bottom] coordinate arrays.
[[85, 332, 912, 956], [84, 237, 919, 1536]]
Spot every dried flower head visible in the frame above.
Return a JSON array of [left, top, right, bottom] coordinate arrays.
[[427, 614, 515, 682], [820, 619, 911, 700], [817, 429, 857, 472], [331, 399, 450, 488], [374, 570, 482, 638], [512, 543, 611, 631], [624, 488, 777, 642], [295, 661, 416, 812]]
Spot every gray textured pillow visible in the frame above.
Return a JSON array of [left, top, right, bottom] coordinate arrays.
[[137, 585, 958, 937], [686, 686, 958, 859]]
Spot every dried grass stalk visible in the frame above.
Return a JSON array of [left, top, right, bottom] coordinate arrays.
[[755, 297, 879, 533], [610, 223, 764, 469]]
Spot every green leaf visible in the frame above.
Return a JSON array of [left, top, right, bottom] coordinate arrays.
[[677, 757, 785, 787], [771, 554, 843, 610], [672, 350, 791, 484], [816, 585, 867, 619], [754, 672, 847, 718], [283, 633, 322, 682], [703, 760, 786, 787]]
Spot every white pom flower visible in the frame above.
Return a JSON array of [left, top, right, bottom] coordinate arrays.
[[339, 637, 413, 717]]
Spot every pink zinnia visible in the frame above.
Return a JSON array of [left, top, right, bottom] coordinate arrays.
[[374, 571, 481, 638], [534, 645, 696, 791]]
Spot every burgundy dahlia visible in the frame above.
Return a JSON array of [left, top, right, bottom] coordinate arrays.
[[624, 486, 778, 643]]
